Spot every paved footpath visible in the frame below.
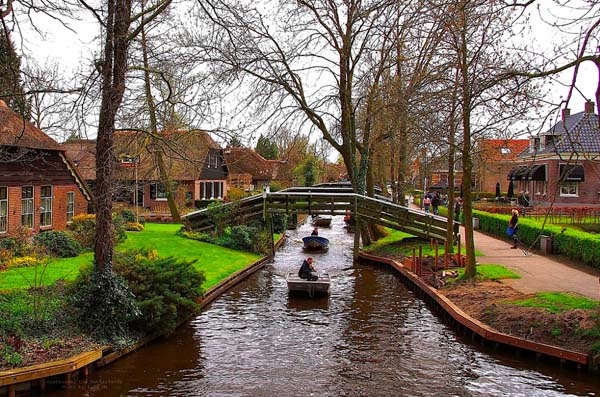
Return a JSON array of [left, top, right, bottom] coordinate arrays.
[[409, 204, 600, 300], [464, 225, 600, 300]]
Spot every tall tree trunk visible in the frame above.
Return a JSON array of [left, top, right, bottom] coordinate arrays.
[[140, 9, 181, 223], [94, 0, 133, 271], [458, 4, 476, 278]]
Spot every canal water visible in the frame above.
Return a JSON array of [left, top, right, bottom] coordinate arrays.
[[50, 216, 600, 396]]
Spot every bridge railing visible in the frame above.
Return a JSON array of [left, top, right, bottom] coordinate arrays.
[[182, 188, 449, 241]]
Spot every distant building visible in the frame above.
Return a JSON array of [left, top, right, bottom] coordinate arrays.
[[62, 129, 228, 210], [508, 101, 600, 206], [0, 100, 91, 235], [476, 139, 529, 195]]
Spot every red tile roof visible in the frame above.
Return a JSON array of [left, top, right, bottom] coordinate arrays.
[[481, 139, 529, 162], [0, 100, 62, 151], [224, 147, 273, 179]]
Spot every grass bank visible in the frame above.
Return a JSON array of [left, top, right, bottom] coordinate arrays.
[[0, 223, 262, 292]]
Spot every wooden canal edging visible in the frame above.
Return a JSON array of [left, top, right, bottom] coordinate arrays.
[[0, 350, 102, 397], [0, 236, 286, 396], [357, 251, 591, 369]]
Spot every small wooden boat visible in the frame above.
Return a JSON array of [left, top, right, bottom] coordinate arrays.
[[311, 215, 332, 227], [302, 236, 329, 251], [287, 272, 330, 296]]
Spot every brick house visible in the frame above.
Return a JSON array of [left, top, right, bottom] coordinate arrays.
[[62, 129, 228, 210], [475, 139, 529, 194], [224, 147, 286, 191], [0, 100, 91, 236], [508, 101, 600, 206]]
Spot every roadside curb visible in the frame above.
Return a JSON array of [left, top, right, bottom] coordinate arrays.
[[357, 251, 594, 371]]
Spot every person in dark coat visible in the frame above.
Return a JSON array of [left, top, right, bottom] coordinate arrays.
[[509, 209, 519, 249], [432, 194, 440, 215], [311, 227, 319, 236], [298, 257, 318, 281], [453, 199, 461, 245]]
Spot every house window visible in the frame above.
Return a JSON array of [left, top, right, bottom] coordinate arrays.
[[560, 182, 578, 197], [150, 182, 168, 200], [199, 181, 224, 200], [21, 186, 34, 229], [500, 147, 511, 154], [40, 185, 53, 227], [0, 187, 7, 233], [66, 192, 75, 222]]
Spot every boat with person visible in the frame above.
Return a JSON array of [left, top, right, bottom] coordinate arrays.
[[286, 272, 330, 296], [302, 236, 330, 251]]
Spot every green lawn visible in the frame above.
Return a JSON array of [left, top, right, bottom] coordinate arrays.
[[509, 292, 599, 313], [0, 223, 261, 292], [453, 264, 521, 282], [363, 228, 481, 257]]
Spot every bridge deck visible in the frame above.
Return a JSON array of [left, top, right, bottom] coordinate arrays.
[[182, 187, 448, 242]]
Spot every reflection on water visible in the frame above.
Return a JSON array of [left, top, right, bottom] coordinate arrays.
[[48, 216, 600, 396]]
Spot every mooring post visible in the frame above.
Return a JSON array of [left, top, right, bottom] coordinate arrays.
[[353, 215, 361, 260], [434, 241, 438, 272], [444, 240, 448, 269]]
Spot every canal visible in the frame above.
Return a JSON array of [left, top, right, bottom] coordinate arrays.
[[50, 216, 600, 396]]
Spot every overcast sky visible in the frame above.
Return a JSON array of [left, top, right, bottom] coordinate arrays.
[[18, 2, 599, 137]]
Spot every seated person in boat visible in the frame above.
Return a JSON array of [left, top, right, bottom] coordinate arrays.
[[311, 227, 319, 236], [298, 257, 318, 281]]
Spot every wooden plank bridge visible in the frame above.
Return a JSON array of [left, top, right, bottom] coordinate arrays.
[[182, 186, 448, 242]]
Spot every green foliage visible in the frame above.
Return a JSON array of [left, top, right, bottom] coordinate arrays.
[[509, 292, 599, 314], [119, 208, 137, 223], [33, 231, 82, 258], [0, 285, 74, 340], [271, 213, 288, 233], [113, 250, 204, 336], [0, 345, 22, 367], [179, 224, 270, 255], [255, 134, 279, 159], [68, 213, 126, 250], [229, 225, 254, 251], [207, 201, 236, 236], [69, 267, 140, 343], [0, 227, 34, 257], [124, 222, 145, 231], [227, 187, 249, 201], [0, 32, 30, 118], [68, 214, 97, 250], [269, 182, 284, 192]]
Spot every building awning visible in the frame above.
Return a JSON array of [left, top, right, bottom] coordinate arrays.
[[527, 164, 546, 181], [507, 165, 529, 180], [560, 164, 585, 182]]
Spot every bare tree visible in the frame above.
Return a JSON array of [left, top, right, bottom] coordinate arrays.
[[436, 0, 542, 277], [83, 0, 172, 271], [187, 0, 403, 196]]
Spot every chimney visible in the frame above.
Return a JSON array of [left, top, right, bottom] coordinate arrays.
[[584, 100, 595, 114], [561, 108, 570, 121]]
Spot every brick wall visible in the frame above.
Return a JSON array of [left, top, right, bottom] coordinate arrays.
[[1, 184, 89, 237], [546, 160, 600, 205]]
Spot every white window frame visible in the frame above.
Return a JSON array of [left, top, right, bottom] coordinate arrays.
[[21, 186, 34, 229], [0, 186, 7, 233], [559, 182, 579, 197], [66, 191, 75, 222], [40, 185, 53, 227]]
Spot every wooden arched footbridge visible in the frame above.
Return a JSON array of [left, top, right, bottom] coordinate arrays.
[[182, 186, 448, 242]]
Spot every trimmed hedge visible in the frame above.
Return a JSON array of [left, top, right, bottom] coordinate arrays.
[[474, 209, 600, 268]]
